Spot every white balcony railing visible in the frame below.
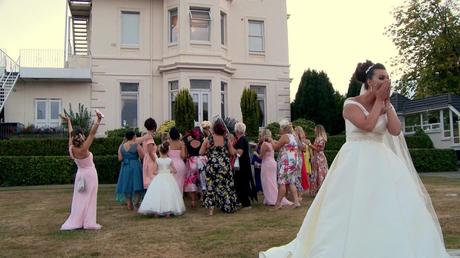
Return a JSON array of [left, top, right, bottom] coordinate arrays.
[[19, 49, 65, 68], [405, 123, 441, 133]]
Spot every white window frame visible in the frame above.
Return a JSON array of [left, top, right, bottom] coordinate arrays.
[[189, 7, 211, 42], [169, 80, 179, 120], [121, 11, 140, 48], [250, 85, 267, 127], [120, 83, 139, 128], [190, 79, 211, 125], [220, 81, 227, 118], [168, 8, 178, 44], [34, 98, 62, 128], [220, 11, 227, 46], [248, 20, 265, 53]]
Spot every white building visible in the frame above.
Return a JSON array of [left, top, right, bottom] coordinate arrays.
[[0, 0, 291, 134]]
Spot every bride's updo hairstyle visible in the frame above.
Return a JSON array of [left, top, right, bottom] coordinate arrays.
[[353, 60, 386, 90]]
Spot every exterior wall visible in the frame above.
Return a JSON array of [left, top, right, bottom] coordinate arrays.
[[4, 0, 291, 134], [4, 81, 91, 126]]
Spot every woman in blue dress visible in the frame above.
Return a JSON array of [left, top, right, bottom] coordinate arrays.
[[116, 130, 145, 210]]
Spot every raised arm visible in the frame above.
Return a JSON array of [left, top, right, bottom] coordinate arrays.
[[60, 114, 73, 146], [272, 134, 289, 151], [199, 138, 209, 156], [81, 111, 103, 151]]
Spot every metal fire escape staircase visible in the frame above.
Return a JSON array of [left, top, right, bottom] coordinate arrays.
[[0, 49, 20, 112], [68, 0, 92, 56]]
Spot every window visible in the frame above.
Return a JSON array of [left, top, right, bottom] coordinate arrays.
[[421, 110, 441, 131], [248, 20, 264, 52], [189, 7, 211, 41], [442, 109, 451, 137], [120, 83, 139, 127], [169, 81, 179, 120], [34, 98, 61, 128], [169, 8, 178, 43], [250, 85, 266, 126], [221, 82, 227, 117], [121, 11, 140, 46], [190, 80, 211, 124], [220, 12, 227, 45]]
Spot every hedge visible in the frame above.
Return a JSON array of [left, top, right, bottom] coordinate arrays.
[[0, 148, 456, 186], [0, 155, 120, 186], [324, 148, 457, 172], [0, 137, 162, 156]]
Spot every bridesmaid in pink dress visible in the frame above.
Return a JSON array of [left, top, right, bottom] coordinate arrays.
[[259, 129, 292, 206], [142, 118, 158, 189], [168, 127, 187, 194], [60, 111, 103, 230]]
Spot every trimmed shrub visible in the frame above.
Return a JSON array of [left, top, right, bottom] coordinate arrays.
[[240, 88, 260, 137], [292, 118, 315, 138], [105, 127, 140, 138], [266, 122, 280, 140], [174, 89, 195, 134], [0, 155, 120, 186]]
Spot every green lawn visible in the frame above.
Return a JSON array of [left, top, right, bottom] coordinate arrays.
[[0, 176, 458, 257]]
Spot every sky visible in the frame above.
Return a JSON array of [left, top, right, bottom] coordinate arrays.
[[0, 0, 403, 100]]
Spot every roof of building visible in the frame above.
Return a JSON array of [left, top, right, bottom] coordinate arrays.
[[390, 93, 460, 114]]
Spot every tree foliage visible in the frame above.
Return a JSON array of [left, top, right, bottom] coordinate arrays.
[[291, 69, 344, 135], [240, 88, 260, 137], [346, 76, 362, 98], [63, 103, 92, 135], [386, 0, 460, 98], [173, 89, 195, 134]]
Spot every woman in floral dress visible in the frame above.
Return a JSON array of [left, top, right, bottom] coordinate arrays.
[[271, 119, 302, 209], [199, 121, 240, 215], [308, 124, 329, 197]]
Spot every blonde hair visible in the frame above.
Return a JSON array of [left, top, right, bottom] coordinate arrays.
[[315, 124, 327, 141], [279, 119, 293, 134], [235, 122, 246, 135], [201, 120, 211, 130], [260, 128, 272, 141], [294, 126, 305, 139]]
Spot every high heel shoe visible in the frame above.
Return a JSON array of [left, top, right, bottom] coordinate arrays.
[[208, 208, 214, 216]]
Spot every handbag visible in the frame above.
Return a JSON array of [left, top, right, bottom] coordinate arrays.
[[76, 177, 86, 192]]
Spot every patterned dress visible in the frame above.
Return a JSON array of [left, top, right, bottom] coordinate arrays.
[[309, 138, 328, 196], [277, 134, 302, 185], [202, 136, 240, 213]]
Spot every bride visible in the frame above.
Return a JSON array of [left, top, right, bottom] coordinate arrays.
[[260, 61, 450, 258]]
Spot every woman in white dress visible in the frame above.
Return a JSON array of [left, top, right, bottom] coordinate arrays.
[[138, 142, 186, 216], [260, 61, 450, 258]]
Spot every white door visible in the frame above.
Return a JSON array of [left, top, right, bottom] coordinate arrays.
[[191, 91, 210, 127]]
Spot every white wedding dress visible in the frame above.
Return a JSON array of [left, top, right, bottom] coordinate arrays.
[[138, 157, 186, 216], [260, 99, 450, 258]]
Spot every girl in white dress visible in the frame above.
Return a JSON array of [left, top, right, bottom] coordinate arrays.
[[138, 142, 186, 216], [260, 61, 450, 258]]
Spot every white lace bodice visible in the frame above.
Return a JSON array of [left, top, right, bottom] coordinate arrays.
[[157, 157, 172, 174], [344, 99, 388, 141]]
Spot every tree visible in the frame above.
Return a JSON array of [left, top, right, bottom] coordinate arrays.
[[291, 69, 340, 134], [174, 89, 195, 134], [333, 90, 346, 135], [240, 88, 260, 137], [346, 76, 362, 98], [386, 0, 460, 98], [63, 103, 92, 135]]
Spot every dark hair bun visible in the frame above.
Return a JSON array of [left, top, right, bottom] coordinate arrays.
[[353, 60, 374, 83], [169, 127, 180, 140], [144, 118, 157, 131], [125, 130, 136, 140], [159, 142, 170, 154]]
